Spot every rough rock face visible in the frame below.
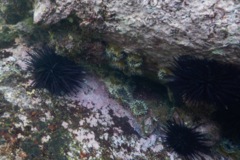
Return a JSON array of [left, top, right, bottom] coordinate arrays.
[[0, 1, 240, 159], [34, 0, 240, 77]]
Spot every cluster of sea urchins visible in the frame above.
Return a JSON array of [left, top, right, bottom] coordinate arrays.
[[168, 55, 240, 109], [26, 46, 85, 95], [165, 55, 240, 157], [162, 119, 211, 160]]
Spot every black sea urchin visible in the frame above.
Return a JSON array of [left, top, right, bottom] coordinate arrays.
[[169, 55, 240, 108], [162, 120, 211, 160], [26, 46, 84, 95]]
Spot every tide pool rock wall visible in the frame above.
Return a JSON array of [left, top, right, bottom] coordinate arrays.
[[33, 0, 240, 78], [0, 0, 240, 159]]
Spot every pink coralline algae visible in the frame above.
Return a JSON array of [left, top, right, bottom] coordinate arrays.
[[68, 74, 143, 136]]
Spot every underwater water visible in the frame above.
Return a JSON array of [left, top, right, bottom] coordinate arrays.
[[0, 0, 240, 160]]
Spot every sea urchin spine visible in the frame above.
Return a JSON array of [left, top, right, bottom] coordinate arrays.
[[162, 119, 211, 160], [26, 46, 85, 95], [169, 55, 240, 108]]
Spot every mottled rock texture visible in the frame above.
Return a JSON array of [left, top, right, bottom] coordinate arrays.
[[0, 1, 240, 159], [33, 0, 240, 78]]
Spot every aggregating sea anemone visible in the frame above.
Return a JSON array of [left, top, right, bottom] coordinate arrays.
[[169, 55, 240, 108], [25, 46, 85, 95], [129, 100, 148, 116], [162, 119, 211, 160]]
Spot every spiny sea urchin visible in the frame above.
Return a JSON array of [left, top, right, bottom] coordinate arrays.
[[169, 55, 240, 108], [26, 46, 85, 95], [162, 119, 211, 160]]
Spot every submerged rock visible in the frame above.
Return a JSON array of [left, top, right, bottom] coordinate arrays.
[[32, 0, 240, 79]]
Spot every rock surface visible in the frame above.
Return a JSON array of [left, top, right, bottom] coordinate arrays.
[[0, 0, 240, 159], [33, 0, 240, 77], [0, 44, 172, 159]]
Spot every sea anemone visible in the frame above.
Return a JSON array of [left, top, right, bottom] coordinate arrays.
[[168, 55, 240, 108], [129, 100, 148, 116], [162, 119, 211, 160], [25, 46, 85, 95]]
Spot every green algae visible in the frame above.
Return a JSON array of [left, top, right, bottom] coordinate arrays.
[[0, 0, 34, 48], [0, 0, 33, 24], [0, 25, 18, 48], [47, 15, 103, 56], [20, 139, 42, 159]]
